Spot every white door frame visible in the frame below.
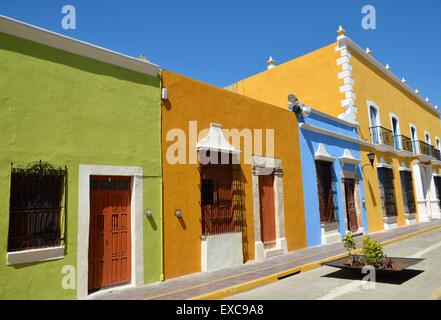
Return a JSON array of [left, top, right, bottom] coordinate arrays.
[[252, 156, 287, 259], [77, 165, 144, 299]]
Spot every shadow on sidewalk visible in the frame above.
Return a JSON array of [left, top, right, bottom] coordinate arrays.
[[321, 269, 424, 285]]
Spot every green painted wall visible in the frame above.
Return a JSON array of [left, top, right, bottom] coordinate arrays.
[[0, 32, 162, 299]]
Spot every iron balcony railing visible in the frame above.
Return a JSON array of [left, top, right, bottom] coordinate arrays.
[[415, 140, 432, 157], [370, 126, 394, 148], [431, 146, 441, 161], [393, 135, 414, 153]]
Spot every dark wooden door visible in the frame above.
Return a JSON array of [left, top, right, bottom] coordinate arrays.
[[259, 174, 276, 244], [316, 161, 335, 223], [89, 176, 131, 290], [344, 179, 358, 232]]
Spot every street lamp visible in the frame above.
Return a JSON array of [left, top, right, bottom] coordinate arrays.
[[367, 152, 375, 167]]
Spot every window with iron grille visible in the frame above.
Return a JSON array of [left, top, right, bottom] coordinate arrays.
[[315, 161, 337, 223], [400, 171, 416, 214], [377, 167, 398, 217], [7, 162, 66, 252], [199, 152, 243, 236]]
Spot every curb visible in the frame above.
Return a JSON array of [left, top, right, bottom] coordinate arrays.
[[191, 224, 441, 300]]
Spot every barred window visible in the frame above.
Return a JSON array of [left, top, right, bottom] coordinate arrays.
[[400, 171, 416, 214], [7, 162, 66, 252], [199, 151, 243, 236], [377, 167, 397, 217]]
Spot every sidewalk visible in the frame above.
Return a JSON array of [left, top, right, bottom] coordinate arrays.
[[88, 220, 441, 300]]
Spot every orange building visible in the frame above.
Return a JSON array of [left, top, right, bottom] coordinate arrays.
[[161, 70, 306, 279]]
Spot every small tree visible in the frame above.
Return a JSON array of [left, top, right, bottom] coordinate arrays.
[[362, 236, 384, 268], [342, 232, 356, 254]]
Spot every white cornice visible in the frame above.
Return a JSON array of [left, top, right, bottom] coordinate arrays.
[[338, 35, 439, 116], [0, 15, 159, 77]]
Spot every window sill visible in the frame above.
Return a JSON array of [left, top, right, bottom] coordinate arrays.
[[6, 246, 65, 266]]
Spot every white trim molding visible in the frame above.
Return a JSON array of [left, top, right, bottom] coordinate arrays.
[[314, 143, 336, 162], [252, 156, 287, 260], [6, 246, 65, 265], [339, 149, 361, 165], [336, 41, 358, 124], [77, 165, 144, 299], [376, 157, 393, 169], [0, 15, 159, 77], [196, 123, 240, 155]]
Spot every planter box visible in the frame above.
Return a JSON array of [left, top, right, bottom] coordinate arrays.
[[322, 255, 424, 273]]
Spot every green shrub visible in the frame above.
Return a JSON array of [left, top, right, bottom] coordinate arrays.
[[342, 232, 357, 254], [362, 236, 384, 268]]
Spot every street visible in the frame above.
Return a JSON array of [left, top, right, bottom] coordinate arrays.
[[226, 228, 441, 300]]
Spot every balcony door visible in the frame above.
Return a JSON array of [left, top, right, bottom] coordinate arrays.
[[391, 117, 400, 150], [410, 126, 418, 153], [369, 106, 380, 144]]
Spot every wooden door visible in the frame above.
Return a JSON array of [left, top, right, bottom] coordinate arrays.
[[344, 179, 358, 232], [316, 161, 335, 223], [259, 174, 276, 244], [89, 176, 131, 291]]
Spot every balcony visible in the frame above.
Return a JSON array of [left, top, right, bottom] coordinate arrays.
[[412, 140, 441, 161], [370, 126, 394, 150], [393, 135, 414, 153]]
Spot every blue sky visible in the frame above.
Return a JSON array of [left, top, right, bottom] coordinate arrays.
[[1, 0, 440, 105]]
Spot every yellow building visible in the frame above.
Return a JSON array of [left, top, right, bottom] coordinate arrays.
[[161, 70, 306, 279], [227, 26, 441, 233]]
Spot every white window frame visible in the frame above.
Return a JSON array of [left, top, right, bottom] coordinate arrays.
[[389, 113, 401, 150], [435, 137, 440, 150], [409, 124, 418, 153], [367, 101, 381, 144]]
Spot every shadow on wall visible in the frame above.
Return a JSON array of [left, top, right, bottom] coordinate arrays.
[[0, 33, 160, 87], [235, 166, 248, 262]]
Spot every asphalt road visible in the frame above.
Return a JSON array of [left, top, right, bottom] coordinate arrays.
[[226, 228, 441, 300]]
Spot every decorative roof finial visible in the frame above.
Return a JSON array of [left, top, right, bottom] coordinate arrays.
[[267, 56, 276, 70], [426, 97, 430, 102], [138, 54, 149, 62], [337, 25, 346, 36], [385, 64, 392, 71], [435, 105, 439, 109], [366, 47, 373, 56], [401, 78, 407, 84], [415, 89, 420, 94]]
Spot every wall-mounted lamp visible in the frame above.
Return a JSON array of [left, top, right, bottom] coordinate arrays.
[[367, 152, 375, 167], [144, 209, 153, 218], [175, 210, 183, 218]]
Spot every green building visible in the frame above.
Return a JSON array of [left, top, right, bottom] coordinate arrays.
[[0, 15, 162, 299]]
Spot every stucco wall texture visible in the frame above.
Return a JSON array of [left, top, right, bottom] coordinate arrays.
[[0, 32, 162, 299], [228, 43, 344, 117], [350, 50, 441, 232], [161, 70, 307, 279]]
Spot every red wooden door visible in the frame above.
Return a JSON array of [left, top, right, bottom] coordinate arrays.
[[259, 174, 276, 244], [89, 176, 131, 290], [344, 179, 358, 232]]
